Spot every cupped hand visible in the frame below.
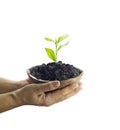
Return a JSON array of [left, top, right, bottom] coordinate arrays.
[[16, 81, 82, 106]]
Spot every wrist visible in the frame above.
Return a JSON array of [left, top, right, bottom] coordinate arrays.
[[11, 90, 25, 106], [0, 91, 24, 113]]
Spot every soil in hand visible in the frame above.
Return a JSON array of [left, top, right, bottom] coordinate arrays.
[[29, 61, 82, 81]]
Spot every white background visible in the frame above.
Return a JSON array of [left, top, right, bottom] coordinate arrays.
[[0, 0, 120, 129]]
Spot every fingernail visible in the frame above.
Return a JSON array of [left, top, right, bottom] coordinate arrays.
[[52, 81, 60, 87]]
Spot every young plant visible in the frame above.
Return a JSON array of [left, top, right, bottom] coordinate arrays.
[[44, 34, 70, 62]]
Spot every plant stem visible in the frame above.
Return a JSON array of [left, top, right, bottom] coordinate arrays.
[[55, 41, 57, 62]]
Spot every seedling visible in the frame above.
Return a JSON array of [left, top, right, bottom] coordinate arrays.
[[44, 34, 70, 62], [27, 34, 83, 85]]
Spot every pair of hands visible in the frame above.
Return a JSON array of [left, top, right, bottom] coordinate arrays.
[[0, 78, 82, 113], [15, 80, 82, 106]]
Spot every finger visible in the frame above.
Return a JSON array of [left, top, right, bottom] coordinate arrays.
[[34, 81, 60, 92], [45, 83, 82, 106], [60, 82, 82, 95], [60, 76, 81, 88], [59, 83, 82, 101], [54, 84, 81, 104]]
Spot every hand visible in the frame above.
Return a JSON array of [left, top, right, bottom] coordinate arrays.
[[15, 81, 82, 106]]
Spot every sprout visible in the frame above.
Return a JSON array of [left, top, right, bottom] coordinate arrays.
[[44, 34, 70, 62]]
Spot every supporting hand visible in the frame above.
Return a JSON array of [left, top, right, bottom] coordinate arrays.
[[16, 81, 82, 106]]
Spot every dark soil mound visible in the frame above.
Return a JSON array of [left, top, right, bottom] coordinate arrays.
[[29, 61, 82, 81]]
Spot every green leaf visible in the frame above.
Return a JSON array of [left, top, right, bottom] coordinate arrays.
[[44, 37, 54, 42], [45, 48, 56, 62], [57, 41, 70, 51], [57, 34, 69, 43]]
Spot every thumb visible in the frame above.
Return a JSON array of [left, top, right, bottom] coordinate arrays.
[[35, 81, 60, 92]]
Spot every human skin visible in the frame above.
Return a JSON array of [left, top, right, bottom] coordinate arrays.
[[0, 77, 82, 113]]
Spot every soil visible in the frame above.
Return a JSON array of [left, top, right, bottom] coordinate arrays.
[[29, 61, 82, 81]]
